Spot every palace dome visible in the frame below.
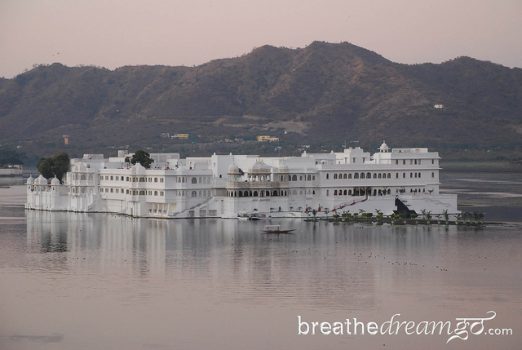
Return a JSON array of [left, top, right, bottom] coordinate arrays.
[[227, 164, 241, 175], [35, 175, 48, 185], [379, 140, 389, 152], [50, 176, 60, 186], [26, 175, 34, 185], [250, 160, 271, 173]]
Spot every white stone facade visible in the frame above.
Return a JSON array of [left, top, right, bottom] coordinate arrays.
[[25, 144, 458, 218]]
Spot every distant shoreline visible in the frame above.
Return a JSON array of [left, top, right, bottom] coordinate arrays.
[[441, 160, 522, 173]]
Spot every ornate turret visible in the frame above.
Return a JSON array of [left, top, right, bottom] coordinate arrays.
[[227, 163, 241, 176], [51, 176, 60, 186], [250, 160, 271, 174], [35, 175, 47, 185], [379, 140, 390, 153]]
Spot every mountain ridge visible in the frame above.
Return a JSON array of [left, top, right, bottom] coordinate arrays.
[[1, 41, 521, 158]]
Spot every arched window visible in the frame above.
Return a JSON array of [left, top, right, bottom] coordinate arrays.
[[191, 177, 197, 184], [354, 173, 359, 179], [343, 190, 347, 195], [348, 173, 352, 179], [238, 191, 243, 197], [361, 173, 365, 179], [367, 172, 371, 179], [334, 190, 338, 195], [348, 190, 352, 195], [191, 191, 197, 197], [266, 190, 270, 196], [388, 173, 391, 179], [273, 190, 278, 196], [292, 175, 297, 181], [334, 174, 338, 179], [326, 173, 329, 180], [378, 174, 382, 179]]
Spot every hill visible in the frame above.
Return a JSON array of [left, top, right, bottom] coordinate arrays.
[[1, 41, 521, 159]]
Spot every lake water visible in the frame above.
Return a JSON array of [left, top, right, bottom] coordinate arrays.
[[0, 170, 521, 350]]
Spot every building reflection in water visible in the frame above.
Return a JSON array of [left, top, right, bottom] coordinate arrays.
[[25, 210, 458, 310]]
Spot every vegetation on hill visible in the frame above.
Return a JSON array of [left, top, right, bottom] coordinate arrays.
[[0, 146, 25, 166], [0, 41, 521, 160]]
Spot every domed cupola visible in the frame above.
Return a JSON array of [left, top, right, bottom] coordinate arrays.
[[250, 160, 271, 174], [26, 175, 34, 185], [35, 174, 48, 185], [379, 140, 390, 153], [227, 163, 242, 176], [51, 176, 60, 186]]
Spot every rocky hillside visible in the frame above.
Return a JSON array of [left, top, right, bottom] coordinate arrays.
[[1, 41, 521, 158]]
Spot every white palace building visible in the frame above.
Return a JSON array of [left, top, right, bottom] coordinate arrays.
[[25, 142, 458, 218]]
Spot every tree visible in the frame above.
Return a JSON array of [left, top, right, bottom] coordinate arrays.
[[37, 152, 70, 182], [130, 150, 154, 169], [37, 158, 54, 179], [51, 152, 70, 182]]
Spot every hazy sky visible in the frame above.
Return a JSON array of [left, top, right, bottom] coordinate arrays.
[[1, 0, 521, 78]]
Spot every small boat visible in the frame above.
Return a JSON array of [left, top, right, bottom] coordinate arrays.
[[262, 224, 295, 234]]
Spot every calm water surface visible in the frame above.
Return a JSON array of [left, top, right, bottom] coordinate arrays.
[[0, 170, 521, 350]]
